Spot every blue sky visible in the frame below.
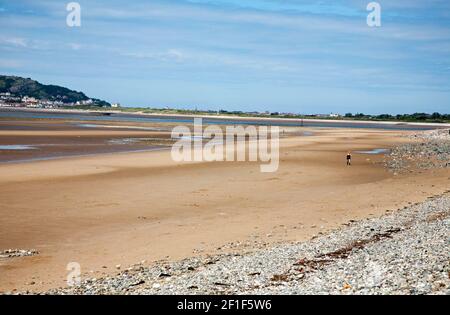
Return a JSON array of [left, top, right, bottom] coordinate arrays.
[[0, 0, 449, 114]]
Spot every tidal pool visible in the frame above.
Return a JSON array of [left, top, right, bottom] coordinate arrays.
[[0, 145, 37, 150], [355, 148, 390, 155]]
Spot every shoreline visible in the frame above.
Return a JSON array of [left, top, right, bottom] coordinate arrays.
[[2, 106, 450, 128], [0, 146, 169, 165]]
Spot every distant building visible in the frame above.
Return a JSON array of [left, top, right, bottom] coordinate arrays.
[[316, 113, 341, 118], [26, 103, 42, 108], [76, 99, 94, 106], [111, 103, 121, 108], [22, 96, 38, 104]]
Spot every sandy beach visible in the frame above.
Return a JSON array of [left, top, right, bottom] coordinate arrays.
[[0, 116, 449, 293], [3, 0, 450, 299]]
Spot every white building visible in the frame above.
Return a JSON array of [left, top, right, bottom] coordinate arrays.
[[22, 96, 38, 104]]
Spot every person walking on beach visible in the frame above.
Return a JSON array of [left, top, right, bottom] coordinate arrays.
[[346, 152, 352, 166]]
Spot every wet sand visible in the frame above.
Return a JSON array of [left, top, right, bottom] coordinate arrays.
[[0, 118, 449, 292], [0, 120, 174, 163]]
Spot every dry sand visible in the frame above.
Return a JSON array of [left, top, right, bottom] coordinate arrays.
[[0, 119, 448, 292]]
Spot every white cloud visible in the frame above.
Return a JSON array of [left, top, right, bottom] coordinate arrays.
[[80, 2, 450, 42], [121, 49, 186, 62], [1, 36, 27, 47]]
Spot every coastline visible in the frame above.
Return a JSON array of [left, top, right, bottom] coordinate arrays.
[[3, 0, 450, 298], [2, 106, 450, 128]]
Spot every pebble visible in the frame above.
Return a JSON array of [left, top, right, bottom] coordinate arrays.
[[384, 128, 450, 172], [0, 249, 38, 258]]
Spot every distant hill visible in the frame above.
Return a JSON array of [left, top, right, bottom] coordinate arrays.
[[0, 75, 110, 107]]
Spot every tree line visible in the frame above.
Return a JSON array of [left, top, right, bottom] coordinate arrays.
[[344, 112, 450, 122]]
